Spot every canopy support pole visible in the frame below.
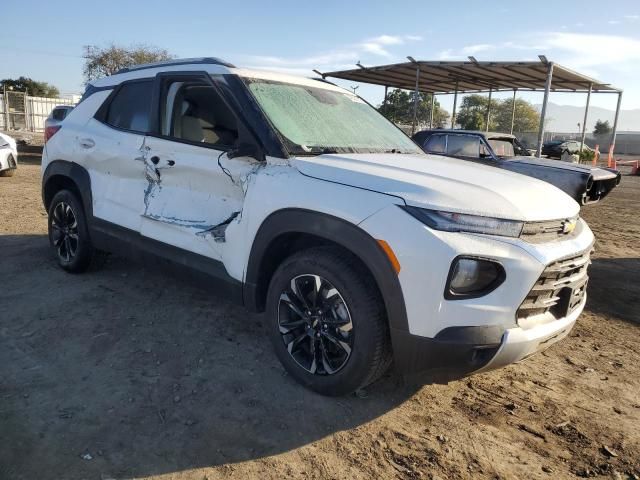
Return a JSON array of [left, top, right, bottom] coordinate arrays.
[[610, 90, 623, 156], [383, 85, 388, 110], [451, 81, 459, 128], [485, 87, 493, 131], [579, 83, 592, 154], [536, 62, 554, 157], [411, 66, 420, 135], [510, 89, 517, 134], [429, 94, 435, 128]]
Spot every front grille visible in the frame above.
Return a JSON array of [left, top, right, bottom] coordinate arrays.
[[517, 248, 592, 322], [520, 216, 580, 244]]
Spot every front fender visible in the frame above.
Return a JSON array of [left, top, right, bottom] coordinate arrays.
[[243, 208, 409, 334]]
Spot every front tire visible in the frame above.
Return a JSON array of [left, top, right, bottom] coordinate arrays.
[[48, 189, 96, 273], [266, 246, 392, 396]]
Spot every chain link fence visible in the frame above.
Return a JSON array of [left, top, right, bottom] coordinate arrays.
[[0, 90, 76, 132]]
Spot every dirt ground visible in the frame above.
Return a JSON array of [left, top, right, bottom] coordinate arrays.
[[1, 145, 639, 480]]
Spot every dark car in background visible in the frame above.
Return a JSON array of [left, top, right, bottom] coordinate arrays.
[[541, 140, 583, 159], [412, 129, 620, 205]]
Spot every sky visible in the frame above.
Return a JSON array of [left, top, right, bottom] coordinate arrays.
[[2, 0, 639, 124]]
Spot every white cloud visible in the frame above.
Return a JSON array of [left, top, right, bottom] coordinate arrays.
[[241, 33, 422, 74], [437, 32, 640, 77], [608, 20, 621, 25], [624, 14, 639, 20]]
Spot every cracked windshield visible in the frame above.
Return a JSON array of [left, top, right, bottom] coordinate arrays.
[[244, 78, 422, 155]]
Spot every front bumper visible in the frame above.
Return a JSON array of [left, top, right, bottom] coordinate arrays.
[[393, 297, 582, 383], [358, 204, 593, 381]]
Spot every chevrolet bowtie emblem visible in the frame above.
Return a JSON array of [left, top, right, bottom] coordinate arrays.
[[562, 219, 577, 234]]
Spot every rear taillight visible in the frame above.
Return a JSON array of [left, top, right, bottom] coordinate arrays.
[[44, 125, 61, 143]]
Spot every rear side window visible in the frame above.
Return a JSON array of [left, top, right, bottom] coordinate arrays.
[[424, 134, 446, 153], [104, 80, 153, 132]]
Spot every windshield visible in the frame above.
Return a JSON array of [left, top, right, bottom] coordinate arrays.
[[242, 78, 422, 155]]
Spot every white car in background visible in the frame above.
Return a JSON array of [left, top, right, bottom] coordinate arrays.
[[45, 105, 74, 142], [0, 132, 18, 177]]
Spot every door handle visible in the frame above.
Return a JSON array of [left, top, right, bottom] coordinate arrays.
[[149, 156, 175, 167], [78, 138, 95, 149]]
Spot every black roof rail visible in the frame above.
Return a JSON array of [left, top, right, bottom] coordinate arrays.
[[310, 77, 338, 87], [116, 57, 235, 75]]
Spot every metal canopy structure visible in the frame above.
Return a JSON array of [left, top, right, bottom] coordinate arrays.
[[320, 58, 623, 157]]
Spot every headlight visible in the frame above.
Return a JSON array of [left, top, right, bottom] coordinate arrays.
[[446, 257, 505, 299], [400, 206, 524, 238]]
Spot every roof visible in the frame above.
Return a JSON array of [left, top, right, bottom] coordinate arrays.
[[91, 59, 352, 93], [116, 57, 234, 74], [322, 60, 620, 94]]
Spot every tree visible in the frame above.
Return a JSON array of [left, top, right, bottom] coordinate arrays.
[[378, 89, 449, 128], [82, 44, 174, 82], [455, 94, 539, 132], [493, 98, 540, 133], [455, 95, 495, 130], [593, 119, 612, 135], [0, 76, 59, 97]]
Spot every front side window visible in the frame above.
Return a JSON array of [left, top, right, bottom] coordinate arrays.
[[488, 138, 516, 157], [242, 78, 421, 155], [105, 80, 153, 132], [159, 77, 238, 148], [446, 135, 481, 158]]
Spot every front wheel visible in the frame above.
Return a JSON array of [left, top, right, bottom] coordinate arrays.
[[266, 246, 392, 396]]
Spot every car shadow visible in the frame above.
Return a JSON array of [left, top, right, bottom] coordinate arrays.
[[0, 234, 420, 480], [586, 257, 640, 325]]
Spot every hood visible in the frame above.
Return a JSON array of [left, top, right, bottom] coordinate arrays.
[[506, 156, 619, 181], [293, 153, 579, 222]]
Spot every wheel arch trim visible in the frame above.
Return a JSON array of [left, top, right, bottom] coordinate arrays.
[[42, 160, 93, 219], [243, 208, 409, 333]]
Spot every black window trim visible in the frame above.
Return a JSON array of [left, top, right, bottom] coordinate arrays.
[[146, 70, 238, 153], [94, 77, 155, 135]]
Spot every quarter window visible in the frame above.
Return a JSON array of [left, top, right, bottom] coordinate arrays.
[[105, 80, 153, 133]]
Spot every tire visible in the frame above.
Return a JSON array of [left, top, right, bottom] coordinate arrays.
[[266, 246, 392, 396], [47, 189, 98, 273]]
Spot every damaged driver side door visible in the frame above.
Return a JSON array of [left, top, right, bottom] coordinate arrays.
[[140, 73, 258, 261]]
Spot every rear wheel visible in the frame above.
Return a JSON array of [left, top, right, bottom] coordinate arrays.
[[48, 189, 98, 273], [266, 246, 391, 396]]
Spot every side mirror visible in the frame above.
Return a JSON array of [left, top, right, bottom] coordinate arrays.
[[227, 141, 265, 161]]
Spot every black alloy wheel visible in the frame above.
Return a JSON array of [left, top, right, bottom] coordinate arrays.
[[278, 274, 354, 375], [50, 201, 79, 263]]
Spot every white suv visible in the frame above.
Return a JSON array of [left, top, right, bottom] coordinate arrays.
[[42, 58, 594, 395]]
